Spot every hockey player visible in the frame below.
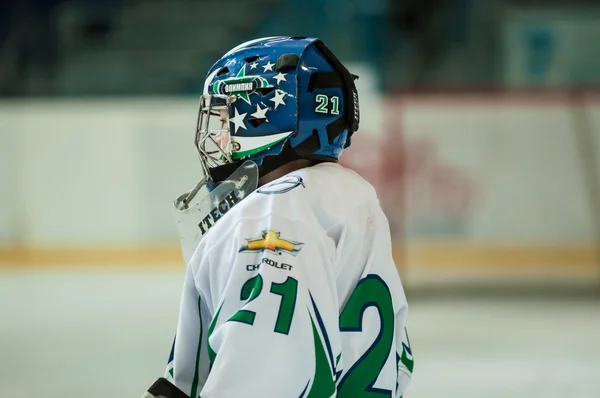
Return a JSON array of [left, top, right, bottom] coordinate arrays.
[[143, 37, 413, 398]]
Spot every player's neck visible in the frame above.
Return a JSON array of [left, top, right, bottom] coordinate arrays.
[[258, 159, 314, 187]]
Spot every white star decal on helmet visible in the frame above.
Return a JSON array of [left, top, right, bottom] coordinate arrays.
[[251, 103, 269, 120], [262, 61, 275, 72], [270, 90, 286, 110], [249, 62, 258, 70], [230, 108, 248, 134], [273, 72, 287, 84]]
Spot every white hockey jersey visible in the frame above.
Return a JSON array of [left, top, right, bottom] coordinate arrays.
[[166, 162, 413, 398]]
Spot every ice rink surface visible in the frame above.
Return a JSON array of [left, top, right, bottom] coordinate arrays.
[[1, 268, 599, 398]]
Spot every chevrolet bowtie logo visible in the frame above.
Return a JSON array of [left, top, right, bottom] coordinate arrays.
[[240, 230, 304, 256]]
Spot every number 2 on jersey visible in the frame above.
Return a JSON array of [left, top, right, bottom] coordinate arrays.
[[229, 275, 298, 335], [338, 275, 395, 397], [228, 274, 264, 325]]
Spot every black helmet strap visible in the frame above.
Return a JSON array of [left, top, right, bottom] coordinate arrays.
[[308, 41, 360, 148]]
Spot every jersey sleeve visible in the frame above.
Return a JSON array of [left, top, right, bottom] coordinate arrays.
[[395, 320, 414, 397], [197, 216, 341, 398], [393, 282, 413, 398], [165, 262, 212, 398]]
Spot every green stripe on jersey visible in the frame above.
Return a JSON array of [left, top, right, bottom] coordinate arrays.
[[207, 302, 223, 366], [190, 295, 204, 398], [305, 312, 336, 398]]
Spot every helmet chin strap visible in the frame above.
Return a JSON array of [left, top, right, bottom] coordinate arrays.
[[208, 161, 245, 184]]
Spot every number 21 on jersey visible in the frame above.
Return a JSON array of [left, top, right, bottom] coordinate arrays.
[[229, 274, 411, 396]]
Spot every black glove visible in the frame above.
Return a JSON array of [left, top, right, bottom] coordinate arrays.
[[142, 378, 190, 398]]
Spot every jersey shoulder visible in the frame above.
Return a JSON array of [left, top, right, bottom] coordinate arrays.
[[242, 162, 378, 228], [195, 163, 377, 260]]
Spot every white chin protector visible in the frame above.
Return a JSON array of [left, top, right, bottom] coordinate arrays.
[[173, 160, 259, 265]]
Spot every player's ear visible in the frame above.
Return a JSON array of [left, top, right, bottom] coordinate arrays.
[[142, 378, 190, 398]]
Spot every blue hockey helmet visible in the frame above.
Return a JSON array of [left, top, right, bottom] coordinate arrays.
[[195, 36, 360, 182]]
